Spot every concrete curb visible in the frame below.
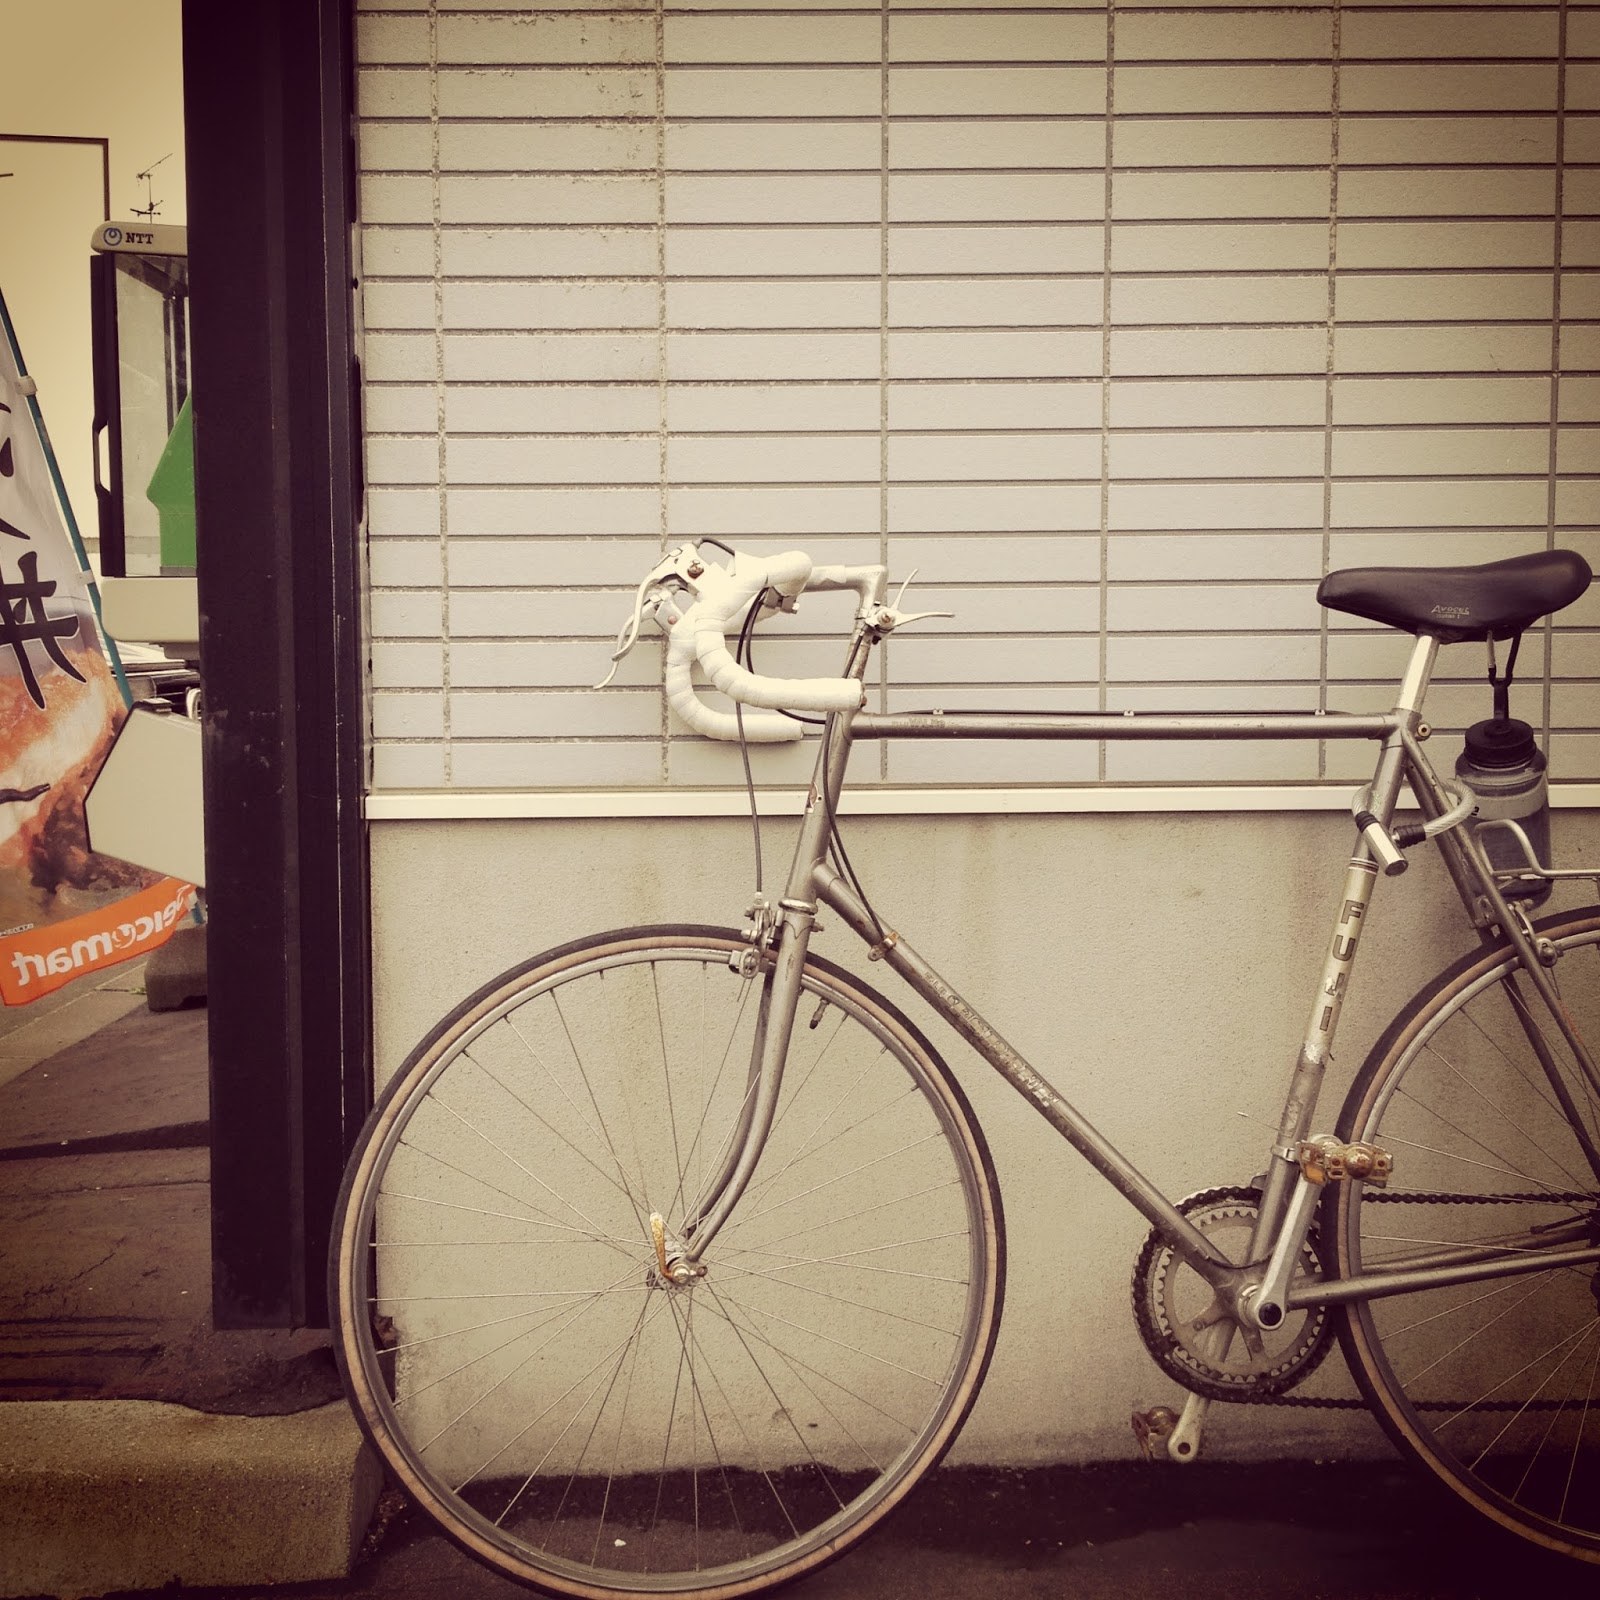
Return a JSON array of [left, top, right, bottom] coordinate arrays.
[[0, 1399, 381, 1599], [143, 926, 207, 1014]]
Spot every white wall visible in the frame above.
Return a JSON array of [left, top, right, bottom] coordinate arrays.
[[354, 0, 1600, 797], [370, 805, 1600, 1462]]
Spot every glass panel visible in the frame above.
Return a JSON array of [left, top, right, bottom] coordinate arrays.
[[113, 253, 189, 576]]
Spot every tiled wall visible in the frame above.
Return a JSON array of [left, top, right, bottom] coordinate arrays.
[[356, 1, 1600, 795]]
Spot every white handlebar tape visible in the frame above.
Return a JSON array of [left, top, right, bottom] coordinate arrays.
[[664, 630, 806, 742], [659, 549, 865, 741]]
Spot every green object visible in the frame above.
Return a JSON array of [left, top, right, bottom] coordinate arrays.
[[145, 394, 196, 571]]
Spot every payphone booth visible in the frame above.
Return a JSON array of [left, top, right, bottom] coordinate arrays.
[[83, 222, 206, 1001], [90, 222, 195, 591]]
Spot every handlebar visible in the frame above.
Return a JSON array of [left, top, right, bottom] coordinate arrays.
[[598, 543, 887, 743]]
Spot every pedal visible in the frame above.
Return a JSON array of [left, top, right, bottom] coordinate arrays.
[[1296, 1135, 1391, 1187], [1130, 1406, 1177, 1459], [1132, 1394, 1209, 1463]]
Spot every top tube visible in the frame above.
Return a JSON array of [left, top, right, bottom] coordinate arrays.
[[849, 710, 1398, 742]]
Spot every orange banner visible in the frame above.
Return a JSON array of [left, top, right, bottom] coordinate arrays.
[[0, 876, 195, 1005]]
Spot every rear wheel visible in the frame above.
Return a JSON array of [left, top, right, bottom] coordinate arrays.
[[331, 926, 1004, 1598], [1333, 907, 1600, 1561]]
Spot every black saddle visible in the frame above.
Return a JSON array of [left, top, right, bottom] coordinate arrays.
[[1317, 550, 1591, 644]]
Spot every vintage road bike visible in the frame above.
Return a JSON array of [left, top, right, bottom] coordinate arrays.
[[332, 540, 1600, 1598]]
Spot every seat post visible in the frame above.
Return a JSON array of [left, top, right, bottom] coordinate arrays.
[[1394, 632, 1441, 717], [1363, 632, 1441, 835]]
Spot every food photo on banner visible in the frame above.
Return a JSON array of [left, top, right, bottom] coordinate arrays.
[[0, 288, 193, 1005]]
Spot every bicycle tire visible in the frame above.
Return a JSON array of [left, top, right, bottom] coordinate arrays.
[[1331, 905, 1600, 1561], [331, 925, 1005, 1599]]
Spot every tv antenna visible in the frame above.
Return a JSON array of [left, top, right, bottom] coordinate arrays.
[[131, 153, 171, 220]]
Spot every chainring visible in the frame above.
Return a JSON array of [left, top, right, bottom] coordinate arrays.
[[1130, 1184, 1334, 1404]]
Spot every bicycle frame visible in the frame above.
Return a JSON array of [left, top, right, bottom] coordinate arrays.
[[675, 608, 1600, 1332]]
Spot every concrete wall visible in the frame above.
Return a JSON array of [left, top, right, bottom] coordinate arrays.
[[370, 804, 1600, 1463]]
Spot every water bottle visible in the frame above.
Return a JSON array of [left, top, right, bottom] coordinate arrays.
[[1455, 717, 1551, 906]]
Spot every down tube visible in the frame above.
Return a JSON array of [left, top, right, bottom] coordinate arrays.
[[812, 863, 1231, 1277]]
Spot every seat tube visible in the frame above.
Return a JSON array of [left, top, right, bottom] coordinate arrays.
[[1252, 633, 1439, 1250], [1368, 632, 1440, 825]]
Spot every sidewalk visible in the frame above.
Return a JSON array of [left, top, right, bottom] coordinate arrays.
[[0, 966, 377, 1598], [0, 965, 336, 1410]]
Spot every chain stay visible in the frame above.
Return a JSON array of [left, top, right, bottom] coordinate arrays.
[[1239, 1185, 1598, 1409]]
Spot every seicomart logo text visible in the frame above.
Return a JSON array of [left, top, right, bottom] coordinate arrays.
[[0, 877, 196, 1005]]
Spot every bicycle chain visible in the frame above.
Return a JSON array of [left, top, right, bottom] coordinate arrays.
[[1235, 1186, 1599, 1409], [1363, 1188, 1597, 1206]]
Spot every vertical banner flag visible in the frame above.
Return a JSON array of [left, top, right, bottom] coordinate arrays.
[[0, 289, 193, 1004]]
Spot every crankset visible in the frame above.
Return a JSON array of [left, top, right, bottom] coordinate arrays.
[[1130, 1185, 1335, 1403]]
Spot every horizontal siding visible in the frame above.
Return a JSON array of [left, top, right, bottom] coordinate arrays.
[[356, 0, 1600, 794]]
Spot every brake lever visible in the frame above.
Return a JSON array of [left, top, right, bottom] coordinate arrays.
[[871, 569, 954, 631], [595, 544, 704, 688]]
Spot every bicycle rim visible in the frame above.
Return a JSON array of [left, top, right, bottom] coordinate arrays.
[[332, 927, 1003, 1599], [1334, 907, 1600, 1560]]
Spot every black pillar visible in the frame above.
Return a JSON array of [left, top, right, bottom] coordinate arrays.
[[183, 0, 369, 1327]]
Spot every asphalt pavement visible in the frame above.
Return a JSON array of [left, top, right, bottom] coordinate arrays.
[[97, 1458, 1585, 1600]]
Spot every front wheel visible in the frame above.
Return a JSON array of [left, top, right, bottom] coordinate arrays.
[[1332, 906, 1600, 1562], [331, 926, 1005, 1599]]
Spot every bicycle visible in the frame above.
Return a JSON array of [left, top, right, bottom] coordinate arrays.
[[332, 539, 1599, 1599]]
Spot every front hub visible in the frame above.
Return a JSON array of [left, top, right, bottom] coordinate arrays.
[[647, 1211, 707, 1289]]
